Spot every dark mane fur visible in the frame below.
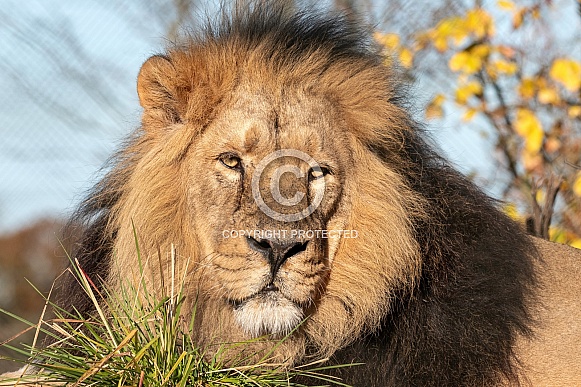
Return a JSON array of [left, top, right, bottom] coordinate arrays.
[[59, 4, 537, 386], [326, 129, 537, 386]]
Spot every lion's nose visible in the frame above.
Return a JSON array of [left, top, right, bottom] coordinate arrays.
[[247, 236, 308, 275]]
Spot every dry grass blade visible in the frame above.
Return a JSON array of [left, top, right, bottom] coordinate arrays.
[[0, 242, 354, 387]]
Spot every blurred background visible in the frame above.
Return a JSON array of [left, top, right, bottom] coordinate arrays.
[[1, 0, 580, 373]]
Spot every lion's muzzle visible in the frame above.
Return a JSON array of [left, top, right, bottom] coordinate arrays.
[[247, 235, 309, 280]]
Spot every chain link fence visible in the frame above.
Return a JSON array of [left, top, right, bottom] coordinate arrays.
[[0, 1, 177, 372], [0, 2, 164, 234], [2, 0, 578, 374]]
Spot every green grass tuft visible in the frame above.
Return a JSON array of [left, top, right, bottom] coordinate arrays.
[[0, 243, 355, 386]]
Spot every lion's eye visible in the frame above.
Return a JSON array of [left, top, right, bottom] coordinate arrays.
[[309, 166, 329, 180], [219, 154, 242, 170]]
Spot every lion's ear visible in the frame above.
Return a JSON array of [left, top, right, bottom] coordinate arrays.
[[137, 55, 183, 124]]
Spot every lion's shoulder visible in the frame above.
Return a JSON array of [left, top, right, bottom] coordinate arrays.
[[532, 237, 581, 306], [516, 237, 581, 386]]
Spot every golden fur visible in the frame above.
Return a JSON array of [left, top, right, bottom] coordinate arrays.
[[110, 38, 425, 362]]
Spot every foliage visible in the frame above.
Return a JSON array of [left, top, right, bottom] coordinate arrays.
[[376, 0, 581, 247]]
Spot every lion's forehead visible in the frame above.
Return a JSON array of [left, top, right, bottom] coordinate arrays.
[[201, 86, 342, 157]]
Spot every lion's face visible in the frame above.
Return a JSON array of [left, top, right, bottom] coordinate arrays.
[[186, 85, 353, 337], [117, 36, 422, 359]]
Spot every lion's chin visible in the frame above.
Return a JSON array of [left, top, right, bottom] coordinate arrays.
[[233, 291, 304, 338]]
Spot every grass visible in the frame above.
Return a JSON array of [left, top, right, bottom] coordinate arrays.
[[0, 243, 354, 386]]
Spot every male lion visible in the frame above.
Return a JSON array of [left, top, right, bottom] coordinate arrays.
[[3, 5, 581, 387]]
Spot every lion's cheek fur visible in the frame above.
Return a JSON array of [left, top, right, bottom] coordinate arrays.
[[107, 135, 197, 297], [303, 148, 423, 356]]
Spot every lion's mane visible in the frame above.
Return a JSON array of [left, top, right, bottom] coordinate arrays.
[[62, 5, 537, 387]]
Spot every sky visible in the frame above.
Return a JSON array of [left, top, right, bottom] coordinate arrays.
[[0, 1, 163, 233], [1, 0, 578, 234]]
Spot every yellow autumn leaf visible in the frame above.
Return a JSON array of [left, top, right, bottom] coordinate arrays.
[[573, 173, 581, 197], [514, 109, 541, 136], [498, 0, 515, 10], [548, 228, 557, 241], [435, 17, 467, 45], [426, 94, 445, 120], [549, 227, 569, 244], [465, 9, 495, 39], [518, 78, 536, 98], [433, 94, 446, 105], [433, 36, 448, 52], [568, 106, 581, 118], [487, 58, 516, 80], [522, 152, 542, 171], [570, 239, 581, 250], [514, 109, 544, 153], [471, 44, 491, 58], [502, 203, 520, 220], [449, 52, 469, 72], [435, 17, 460, 37], [399, 48, 414, 69], [455, 81, 483, 104], [535, 189, 546, 204], [544, 137, 561, 153], [537, 87, 560, 105], [497, 45, 516, 59], [550, 58, 581, 92], [549, 227, 560, 242], [525, 126, 544, 153], [513, 9, 525, 29], [462, 108, 478, 122], [449, 51, 483, 74], [491, 59, 518, 75], [375, 32, 400, 51]]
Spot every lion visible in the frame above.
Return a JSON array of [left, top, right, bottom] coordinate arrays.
[[3, 5, 581, 387]]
